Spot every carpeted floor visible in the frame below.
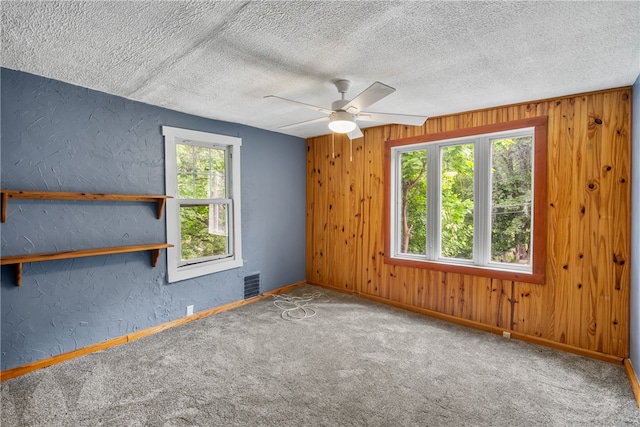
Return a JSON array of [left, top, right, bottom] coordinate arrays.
[[2, 284, 639, 426]]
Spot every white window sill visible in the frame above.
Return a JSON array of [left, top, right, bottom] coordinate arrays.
[[167, 256, 243, 283]]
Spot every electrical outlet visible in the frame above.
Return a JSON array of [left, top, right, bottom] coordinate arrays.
[[186, 305, 194, 316], [502, 331, 511, 339]]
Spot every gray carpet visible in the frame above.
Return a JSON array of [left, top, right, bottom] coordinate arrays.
[[2, 284, 639, 426]]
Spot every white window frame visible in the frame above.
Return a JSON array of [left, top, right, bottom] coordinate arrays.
[[389, 127, 534, 274], [163, 126, 243, 283]]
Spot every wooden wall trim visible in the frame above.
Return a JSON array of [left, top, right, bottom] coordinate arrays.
[[311, 282, 623, 365], [624, 359, 640, 408], [385, 116, 548, 146], [381, 258, 545, 284], [0, 281, 307, 382]]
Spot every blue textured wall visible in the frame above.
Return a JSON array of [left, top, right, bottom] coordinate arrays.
[[0, 68, 306, 370], [630, 73, 640, 375]]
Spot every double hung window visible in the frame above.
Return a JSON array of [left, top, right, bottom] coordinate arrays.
[[163, 126, 242, 282]]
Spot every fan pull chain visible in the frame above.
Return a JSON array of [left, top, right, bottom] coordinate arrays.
[[350, 138, 353, 162], [332, 132, 335, 159]]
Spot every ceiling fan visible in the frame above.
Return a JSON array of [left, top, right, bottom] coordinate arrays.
[[265, 80, 427, 140]]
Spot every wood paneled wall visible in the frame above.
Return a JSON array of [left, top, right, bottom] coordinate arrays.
[[306, 88, 631, 359]]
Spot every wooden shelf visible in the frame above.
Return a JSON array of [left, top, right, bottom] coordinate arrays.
[[0, 190, 171, 222], [0, 243, 173, 286], [0, 190, 173, 285]]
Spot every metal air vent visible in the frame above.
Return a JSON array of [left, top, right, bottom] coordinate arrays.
[[244, 273, 260, 299]]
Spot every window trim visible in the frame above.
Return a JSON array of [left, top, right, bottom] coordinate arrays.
[[163, 126, 243, 283], [384, 117, 547, 284]]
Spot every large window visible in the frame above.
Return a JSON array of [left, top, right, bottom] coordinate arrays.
[[163, 126, 242, 282], [386, 117, 547, 283]]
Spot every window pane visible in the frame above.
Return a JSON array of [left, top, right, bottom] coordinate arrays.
[[491, 137, 532, 265], [178, 173, 211, 199], [211, 149, 226, 198], [440, 144, 474, 260], [180, 204, 229, 262], [193, 146, 211, 173], [177, 173, 194, 198], [399, 150, 427, 255], [211, 148, 225, 173], [210, 172, 225, 199], [177, 143, 194, 173], [209, 203, 227, 235], [177, 145, 226, 199], [193, 174, 209, 199]]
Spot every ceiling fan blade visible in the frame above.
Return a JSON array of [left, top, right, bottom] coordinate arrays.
[[264, 95, 333, 115], [347, 124, 364, 140], [357, 112, 427, 127], [278, 116, 329, 130], [342, 82, 395, 113]]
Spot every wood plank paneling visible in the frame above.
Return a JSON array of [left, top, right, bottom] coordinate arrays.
[[591, 92, 611, 354], [306, 88, 631, 359], [573, 95, 590, 350], [609, 90, 631, 357]]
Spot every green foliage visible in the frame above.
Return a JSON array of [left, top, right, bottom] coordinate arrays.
[[180, 205, 228, 261], [400, 137, 532, 264], [400, 150, 427, 254], [177, 144, 226, 198], [490, 137, 532, 263], [440, 144, 474, 259], [177, 143, 230, 261], [400, 144, 476, 258]]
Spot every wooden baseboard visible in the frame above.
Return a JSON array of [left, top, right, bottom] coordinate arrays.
[[0, 280, 306, 382], [624, 359, 640, 408], [310, 282, 624, 365]]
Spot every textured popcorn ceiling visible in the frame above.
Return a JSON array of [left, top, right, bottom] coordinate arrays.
[[2, 1, 639, 138]]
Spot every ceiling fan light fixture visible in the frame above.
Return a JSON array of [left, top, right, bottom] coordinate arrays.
[[328, 111, 356, 133]]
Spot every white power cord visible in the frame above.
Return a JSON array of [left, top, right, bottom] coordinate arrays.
[[272, 292, 329, 321]]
